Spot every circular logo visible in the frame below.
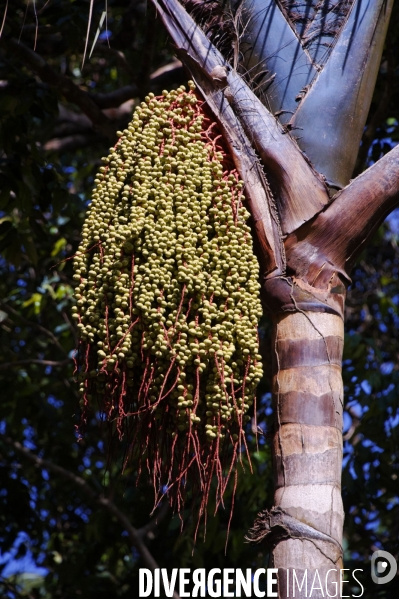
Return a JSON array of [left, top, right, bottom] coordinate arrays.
[[371, 550, 397, 585]]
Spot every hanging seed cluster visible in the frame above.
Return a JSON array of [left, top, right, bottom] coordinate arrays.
[[73, 83, 263, 517]]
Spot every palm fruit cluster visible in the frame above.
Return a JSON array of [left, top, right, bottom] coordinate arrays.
[[73, 82, 263, 518]]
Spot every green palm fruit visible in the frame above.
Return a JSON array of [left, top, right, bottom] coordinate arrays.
[[73, 82, 263, 522]]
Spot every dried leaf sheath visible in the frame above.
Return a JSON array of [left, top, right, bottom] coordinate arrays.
[[73, 85, 263, 523]]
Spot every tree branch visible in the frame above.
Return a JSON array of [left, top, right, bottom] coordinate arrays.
[[92, 44, 137, 79], [55, 104, 93, 134], [88, 61, 185, 109], [285, 143, 399, 287], [90, 85, 139, 110], [343, 406, 361, 442], [43, 134, 103, 153], [0, 359, 70, 371], [1, 38, 115, 140], [0, 302, 68, 356], [149, 60, 185, 90], [4, 437, 179, 598], [136, 500, 170, 541]]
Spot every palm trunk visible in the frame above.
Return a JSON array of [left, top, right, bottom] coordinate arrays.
[[150, 2, 399, 595], [271, 310, 344, 597]]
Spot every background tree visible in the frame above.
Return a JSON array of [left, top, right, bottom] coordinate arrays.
[[0, 1, 398, 597]]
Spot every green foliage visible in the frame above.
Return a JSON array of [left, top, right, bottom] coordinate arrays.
[[341, 227, 399, 596], [0, 2, 272, 596], [0, 1, 398, 598]]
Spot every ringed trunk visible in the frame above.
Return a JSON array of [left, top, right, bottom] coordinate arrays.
[[271, 310, 345, 597], [249, 290, 346, 599]]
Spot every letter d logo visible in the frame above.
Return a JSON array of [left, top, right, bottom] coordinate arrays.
[[371, 550, 397, 585]]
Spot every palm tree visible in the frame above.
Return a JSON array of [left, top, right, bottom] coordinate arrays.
[[150, 0, 397, 594]]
